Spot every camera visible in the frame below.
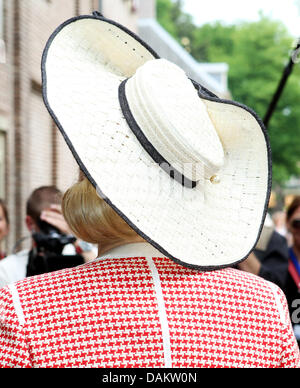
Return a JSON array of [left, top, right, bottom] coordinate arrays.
[[26, 219, 84, 276], [33, 219, 76, 255]]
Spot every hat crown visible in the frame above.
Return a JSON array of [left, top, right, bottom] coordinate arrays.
[[125, 59, 225, 180]]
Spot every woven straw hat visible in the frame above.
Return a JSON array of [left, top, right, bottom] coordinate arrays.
[[42, 12, 271, 270]]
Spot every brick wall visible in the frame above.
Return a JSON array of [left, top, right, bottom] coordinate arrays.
[[0, 0, 139, 252]]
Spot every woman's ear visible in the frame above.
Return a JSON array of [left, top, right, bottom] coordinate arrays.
[[286, 218, 294, 234]]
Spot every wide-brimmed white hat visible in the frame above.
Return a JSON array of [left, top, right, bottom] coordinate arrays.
[[41, 12, 271, 270]]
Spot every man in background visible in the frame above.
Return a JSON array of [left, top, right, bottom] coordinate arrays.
[[0, 186, 96, 288]]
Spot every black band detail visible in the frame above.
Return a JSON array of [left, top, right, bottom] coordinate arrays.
[[118, 79, 197, 189], [92, 11, 104, 18]]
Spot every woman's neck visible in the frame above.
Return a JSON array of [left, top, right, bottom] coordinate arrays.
[[98, 238, 145, 257]]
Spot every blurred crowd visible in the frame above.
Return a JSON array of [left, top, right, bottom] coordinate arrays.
[[0, 188, 300, 345]]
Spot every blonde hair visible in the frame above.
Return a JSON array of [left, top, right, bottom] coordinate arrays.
[[62, 178, 142, 252]]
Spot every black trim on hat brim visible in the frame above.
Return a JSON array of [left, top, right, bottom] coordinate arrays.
[[118, 79, 197, 189], [41, 13, 272, 272]]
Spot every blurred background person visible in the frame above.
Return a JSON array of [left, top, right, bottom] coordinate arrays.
[[0, 186, 96, 288], [0, 199, 9, 260], [285, 196, 300, 346]]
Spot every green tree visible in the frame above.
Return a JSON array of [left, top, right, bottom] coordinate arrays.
[[157, 0, 194, 50], [157, 1, 300, 185]]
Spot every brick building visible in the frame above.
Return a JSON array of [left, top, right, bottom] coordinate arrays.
[[0, 0, 229, 253], [0, 0, 143, 252]]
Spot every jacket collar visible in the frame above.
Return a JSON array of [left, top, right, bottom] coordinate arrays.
[[98, 242, 164, 260]]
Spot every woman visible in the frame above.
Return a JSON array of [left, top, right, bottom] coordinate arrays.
[[0, 12, 299, 368], [285, 197, 300, 345], [0, 199, 9, 260]]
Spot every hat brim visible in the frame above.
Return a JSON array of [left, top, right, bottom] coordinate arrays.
[[42, 14, 272, 271]]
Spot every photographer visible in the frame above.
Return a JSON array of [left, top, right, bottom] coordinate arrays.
[[0, 186, 96, 288]]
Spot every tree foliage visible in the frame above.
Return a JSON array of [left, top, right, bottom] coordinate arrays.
[[157, 0, 300, 185]]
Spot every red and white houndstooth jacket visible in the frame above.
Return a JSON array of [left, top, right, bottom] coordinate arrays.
[[0, 243, 299, 368]]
